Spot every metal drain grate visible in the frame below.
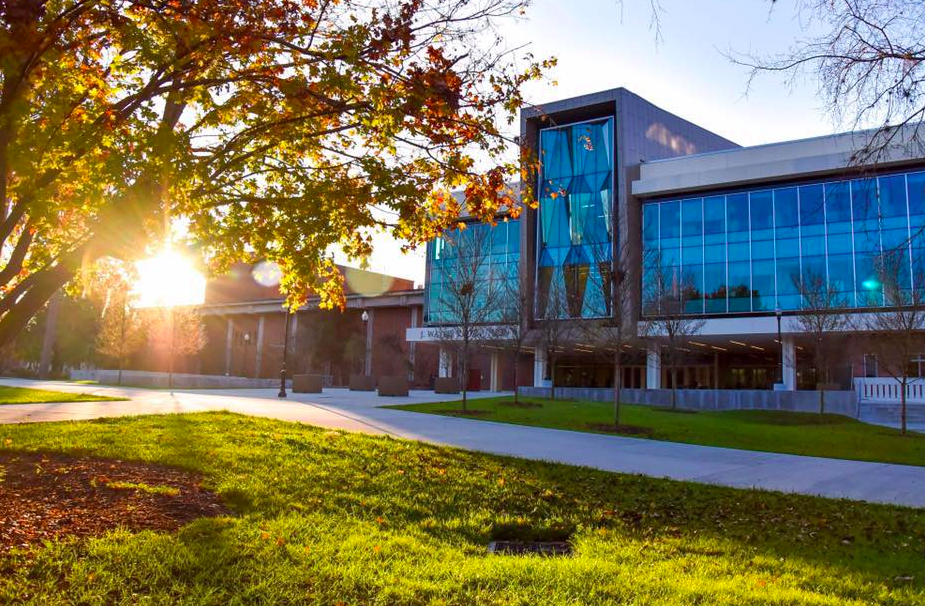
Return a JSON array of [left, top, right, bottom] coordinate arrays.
[[487, 540, 572, 556]]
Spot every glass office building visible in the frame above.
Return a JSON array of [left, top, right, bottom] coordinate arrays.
[[412, 87, 925, 394], [642, 169, 925, 315], [536, 117, 614, 319], [424, 219, 521, 325]]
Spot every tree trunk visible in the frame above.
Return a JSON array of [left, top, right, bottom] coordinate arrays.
[[511, 351, 518, 404], [613, 351, 622, 427], [461, 343, 468, 412], [118, 296, 126, 386], [549, 359, 556, 401], [38, 291, 62, 378], [168, 309, 176, 391], [901, 378, 908, 435], [671, 363, 678, 410]]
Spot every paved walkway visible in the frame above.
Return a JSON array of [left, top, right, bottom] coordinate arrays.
[[2, 378, 924, 508]]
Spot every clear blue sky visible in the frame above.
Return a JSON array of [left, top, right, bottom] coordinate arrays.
[[348, 0, 839, 286]]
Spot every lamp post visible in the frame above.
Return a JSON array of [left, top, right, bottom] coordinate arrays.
[[243, 332, 251, 377], [278, 311, 292, 398], [775, 306, 783, 386], [361, 310, 370, 375]]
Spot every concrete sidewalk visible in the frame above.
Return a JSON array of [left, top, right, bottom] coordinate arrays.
[[2, 378, 924, 508]]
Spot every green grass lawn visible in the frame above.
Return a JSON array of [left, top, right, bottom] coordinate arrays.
[[0, 385, 125, 405], [0, 412, 923, 604], [388, 396, 925, 467]]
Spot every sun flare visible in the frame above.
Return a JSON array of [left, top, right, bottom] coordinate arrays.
[[133, 249, 206, 308]]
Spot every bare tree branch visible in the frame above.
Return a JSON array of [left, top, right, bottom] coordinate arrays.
[[731, 0, 925, 164]]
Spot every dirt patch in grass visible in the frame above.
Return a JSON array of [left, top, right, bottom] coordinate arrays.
[[651, 407, 699, 415], [499, 400, 544, 409], [433, 409, 493, 417], [0, 451, 228, 552], [586, 423, 655, 437]]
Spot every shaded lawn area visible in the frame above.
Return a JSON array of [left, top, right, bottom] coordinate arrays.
[[387, 396, 925, 467], [0, 413, 923, 605], [0, 385, 125, 405]]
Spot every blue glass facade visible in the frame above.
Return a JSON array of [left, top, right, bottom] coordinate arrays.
[[424, 219, 520, 324], [642, 169, 925, 315], [536, 117, 615, 319]]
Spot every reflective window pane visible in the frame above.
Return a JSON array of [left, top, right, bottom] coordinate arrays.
[[682, 264, 704, 314], [880, 174, 907, 218], [774, 187, 799, 229], [704, 263, 726, 313], [682, 245, 703, 266], [728, 261, 751, 312], [828, 253, 855, 296], [704, 196, 725, 233], [751, 260, 775, 311], [682, 198, 703, 238], [750, 191, 773, 231], [643, 204, 659, 247], [909, 172, 925, 217], [826, 182, 852, 233], [800, 184, 825, 225], [727, 242, 749, 262], [851, 178, 879, 223], [660, 201, 680, 239], [705, 244, 725, 264], [727, 193, 749, 241]]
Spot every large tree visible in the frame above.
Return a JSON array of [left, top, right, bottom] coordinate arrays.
[[0, 0, 548, 347]]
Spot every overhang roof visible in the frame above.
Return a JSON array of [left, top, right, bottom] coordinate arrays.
[[632, 124, 925, 198]]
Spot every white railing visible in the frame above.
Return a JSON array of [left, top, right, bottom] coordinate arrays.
[[854, 377, 925, 403]]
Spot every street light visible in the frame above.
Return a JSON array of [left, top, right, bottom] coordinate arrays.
[[243, 332, 251, 378], [278, 312, 292, 398], [775, 306, 783, 386], [361, 310, 370, 375]]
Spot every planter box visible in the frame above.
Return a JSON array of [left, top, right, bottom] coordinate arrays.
[[349, 374, 376, 391], [434, 377, 460, 394], [378, 376, 409, 397], [292, 374, 324, 393]]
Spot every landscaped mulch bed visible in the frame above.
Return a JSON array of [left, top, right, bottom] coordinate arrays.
[[586, 423, 655, 437], [0, 451, 227, 552]]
